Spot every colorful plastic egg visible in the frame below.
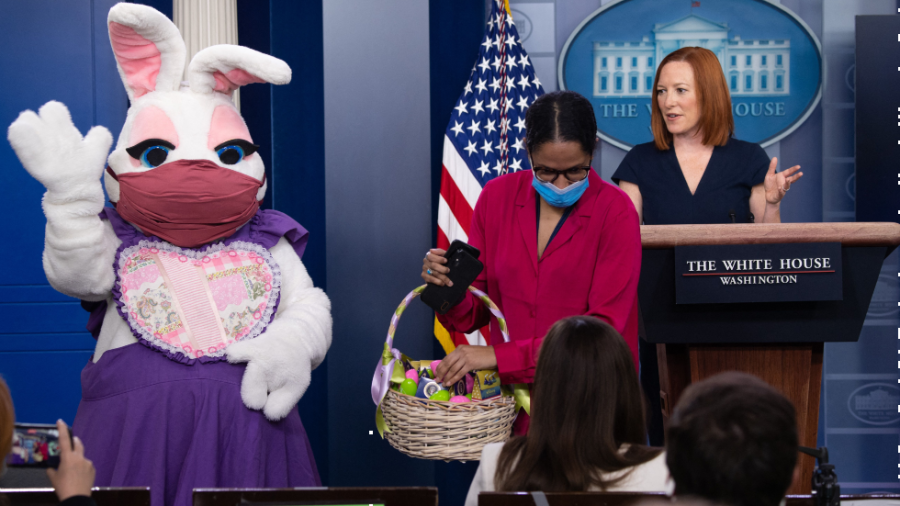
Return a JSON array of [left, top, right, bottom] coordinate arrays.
[[400, 378, 418, 396], [450, 395, 469, 403], [405, 369, 419, 384], [429, 390, 451, 402], [430, 360, 442, 376]]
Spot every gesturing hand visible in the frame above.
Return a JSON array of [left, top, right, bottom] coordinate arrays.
[[8, 101, 112, 196], [46, 420, 95, 502], [764, 157, 803, 205], [434, 345, 497, 387]]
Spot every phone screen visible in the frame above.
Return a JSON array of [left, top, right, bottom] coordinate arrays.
[[7, 424, 62, 468]]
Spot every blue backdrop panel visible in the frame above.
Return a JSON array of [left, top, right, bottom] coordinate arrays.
[[846, 13, 900, 492], [268, 0, 330, 485], [0, 351, 93, 424], [131, 0, 172, 20], [0, 335, 97, 353], [0, 303, 93, 334], [0, 0, 125, 424], [821, 249, 900, 492], [772, 0, 823, 224], [0, 286, 75, 303], [323, 0, 436, 489], [825, 332, 900, 374], [855, 15, 900, 223], [827, 434, 899, 491], [777, 107, 823, 223], [0, 2, 93, 285]]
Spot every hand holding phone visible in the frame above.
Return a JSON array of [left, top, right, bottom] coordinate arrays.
[[46, 420, 95, 502], [421, 241, 484, 314]]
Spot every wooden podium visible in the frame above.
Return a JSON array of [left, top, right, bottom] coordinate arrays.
[[639, 222, 900, 495]]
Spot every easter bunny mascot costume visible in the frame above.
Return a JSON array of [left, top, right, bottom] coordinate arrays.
[[6, 4, 331, 505]]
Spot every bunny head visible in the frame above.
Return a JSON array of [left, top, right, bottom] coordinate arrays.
[[104, 3, 290, 205]]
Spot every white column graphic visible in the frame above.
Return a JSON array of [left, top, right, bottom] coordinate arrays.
[[174, 0, 240, 109]]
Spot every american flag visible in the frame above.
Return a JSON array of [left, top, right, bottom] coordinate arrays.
[[435, 0, 545, 349]]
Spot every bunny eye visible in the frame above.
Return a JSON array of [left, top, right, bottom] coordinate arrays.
[[216, 145, 245, 165], [214, 139, 259, 165], [140, 146, 170, 168], [126, 139, 176, 168]]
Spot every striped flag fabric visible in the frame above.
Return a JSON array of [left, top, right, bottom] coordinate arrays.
[[435, 0, 545, 350]]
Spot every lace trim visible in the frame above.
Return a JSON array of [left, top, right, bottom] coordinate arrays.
[[115, 239, 282, 361]]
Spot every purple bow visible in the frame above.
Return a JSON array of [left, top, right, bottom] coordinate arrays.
[[371, 346, 400, 406]]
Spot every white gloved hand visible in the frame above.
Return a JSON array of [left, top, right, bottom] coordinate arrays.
[[227, 322, 314, 421], [8, 101, 112, 199]]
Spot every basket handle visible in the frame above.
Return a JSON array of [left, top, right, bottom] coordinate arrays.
[[386, 285, 510, 350]]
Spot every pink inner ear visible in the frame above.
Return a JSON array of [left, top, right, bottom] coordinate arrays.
[[208, 106, 253, 151], [212, 69, 265, 94], [130, 106, 180, 167], [109, 22, 162, 98]]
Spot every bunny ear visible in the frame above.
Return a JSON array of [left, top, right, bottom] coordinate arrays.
[[108, 3, 186, 100], [188, 45, 291, 95]]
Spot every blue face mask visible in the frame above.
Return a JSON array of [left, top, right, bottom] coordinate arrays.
[[531, 170, 590, 208]]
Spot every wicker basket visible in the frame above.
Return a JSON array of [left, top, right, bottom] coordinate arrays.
[[373, 285, 518, 462]]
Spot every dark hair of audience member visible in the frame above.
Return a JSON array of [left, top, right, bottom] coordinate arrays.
[[494, 316, 660, 492], [525, 90, 598, 156], [666, 372, 798, 506]]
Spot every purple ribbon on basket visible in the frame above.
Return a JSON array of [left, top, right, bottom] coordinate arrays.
[[372, 344, 400, 406], [371, 287, 421, 406]]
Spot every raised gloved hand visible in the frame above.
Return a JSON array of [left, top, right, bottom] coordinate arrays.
[[8, 101, 111, 202]]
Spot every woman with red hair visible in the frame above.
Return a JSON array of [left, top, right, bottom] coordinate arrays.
[[612, 46, 803, 443], [614, 46, 802, 225]]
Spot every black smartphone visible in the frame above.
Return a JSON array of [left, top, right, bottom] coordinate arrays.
[[6, 423, 73, 469], [421, 240, 484, 315]]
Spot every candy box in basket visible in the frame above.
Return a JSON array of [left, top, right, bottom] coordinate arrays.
[[469, 369, 501, 400]]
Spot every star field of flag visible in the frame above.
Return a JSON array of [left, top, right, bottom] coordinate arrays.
[[444, 0, 545, 185]]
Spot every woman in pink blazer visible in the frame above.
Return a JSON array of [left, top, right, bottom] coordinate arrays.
[[423, 91, 642, 434]]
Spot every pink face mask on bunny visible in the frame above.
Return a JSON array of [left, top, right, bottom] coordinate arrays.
[[104, 14, 290, 248]]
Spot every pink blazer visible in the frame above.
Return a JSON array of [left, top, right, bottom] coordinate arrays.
[[438, 170, 641, 385]]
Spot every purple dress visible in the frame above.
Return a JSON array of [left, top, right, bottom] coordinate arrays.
[[73, 208, 321, 506]]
